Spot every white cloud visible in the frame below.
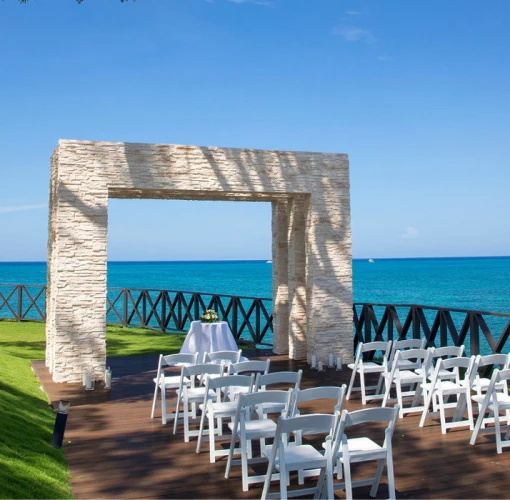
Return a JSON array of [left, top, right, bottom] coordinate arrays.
[[346, 10, 361, 15], [333, 24, 375, 44], [0, 204, 47, 214], [401, 226, 419, 239]]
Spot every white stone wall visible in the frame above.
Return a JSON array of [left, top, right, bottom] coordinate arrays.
[[47, 140, 352, 383]]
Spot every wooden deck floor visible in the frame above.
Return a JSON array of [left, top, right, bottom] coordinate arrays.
[[32, 353, 510, 499]]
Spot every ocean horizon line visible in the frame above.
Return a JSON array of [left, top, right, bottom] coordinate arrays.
[[1, 255, 510, 265]]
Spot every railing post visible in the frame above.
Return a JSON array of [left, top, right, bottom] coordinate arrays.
[[17, 285, 23, 321], [232, 298, 238, 338], [160, 292, 166, 332], [412, 307, 420, 339], [194, 293, 200, 320], [142, 291, 147, 328], [122, 289, 128, 327], [255, 299, 261, 343], [470, 313, 480, 355], [363, 305, 371, 343]]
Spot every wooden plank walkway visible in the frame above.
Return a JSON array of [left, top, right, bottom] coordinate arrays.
[[32, 353, 510, 499]]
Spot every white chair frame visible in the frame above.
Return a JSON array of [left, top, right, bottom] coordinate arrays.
[[172, 363, 224, 442], [415, 345, 465, 382], [388, 338, 427, 371], [254, 370, 303, 418], [261, 413, 338, 500], [470, 368, 510, 454], [347, 341, 392, 405], [196, 373, 254, 463], [150, 352, 198, 424], [330, 405, 399, 500], [382, 348, 430, 418], [203, 349, 242, 366], [225, 390, 291, 492], [419, 356, 477, 434]]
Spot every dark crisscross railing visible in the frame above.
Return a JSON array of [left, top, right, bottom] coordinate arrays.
[[353, 303, 510, 357], [106, 288, 273, 345], [0, 284, 273, 346], [2, 283, 510, 355]]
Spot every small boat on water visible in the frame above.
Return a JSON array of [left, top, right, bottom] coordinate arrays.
[[266, 260, 272, 264], [368, 258, 374, 263]]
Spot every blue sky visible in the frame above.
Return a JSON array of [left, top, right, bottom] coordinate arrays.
[[1, 0, 509, 261]]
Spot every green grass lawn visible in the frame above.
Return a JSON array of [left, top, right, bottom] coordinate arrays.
[[0, 320, 187, 499]]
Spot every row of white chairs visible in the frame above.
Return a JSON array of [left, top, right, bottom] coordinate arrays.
[[348, 340, 510, 453], [150, 351, 401, 498]]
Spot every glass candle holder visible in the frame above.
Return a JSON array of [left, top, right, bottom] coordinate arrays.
[[336, 356, 343, 371]]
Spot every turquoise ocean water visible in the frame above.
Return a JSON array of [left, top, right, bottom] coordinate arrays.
[[1, 257, 510, 353]]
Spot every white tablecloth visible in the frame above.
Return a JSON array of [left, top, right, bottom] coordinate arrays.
[[180, 321, 241, 360]]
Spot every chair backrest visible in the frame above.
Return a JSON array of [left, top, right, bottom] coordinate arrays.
[[237, 389, 291, 412], [389, 339, 426, 363], [484, 368, 510, 398], [229, 359, 270, 375], [387, 348, 429, 381], [276, 413, 337, 436], [156, 353, 198, 384], [332, 405, 399, 459], [289, 385, 346, 417], [353, 341, 392, 367], [181, 363, 225, 388], [254, 370, 302, 392], [476, 353, 510, 369], [204, 373, 254, 401], [432, 356, 477, 387], [432, 345, 465, 359], [203, 349, 242, 364]]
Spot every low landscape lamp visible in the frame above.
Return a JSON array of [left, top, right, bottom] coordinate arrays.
[[51, 400, 70, 448]]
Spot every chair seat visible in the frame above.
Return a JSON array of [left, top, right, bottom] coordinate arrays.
[[387, 370, 421, 383], [154, 375, 189, 387], [348, 362, 384, 373], [472, 378, 507, 392], [228, 418, 277, 438], [199, 400, 238, 417], [472, 393, 510, 409], [261, 443, 327, 468], [422, 381, 465, 394]]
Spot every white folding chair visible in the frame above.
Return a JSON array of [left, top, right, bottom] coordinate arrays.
[[382, 349, 430, 418], [347, 341, 392, 404], [286, 385, 346, 485], [261, 413, 338, 500], [415, 345, 465, 382], [330, 405, 400, 500], [419, 356, 477, 434], [150, 352, 198, 424], [470, 368, 510, 454], [254, 370, 303, 417], [196, 373, 254, 463], [225, 390, 291, 492], [388, 338, 427, 371], [172, 363, 224, 442], [471, 353, 510, 428]]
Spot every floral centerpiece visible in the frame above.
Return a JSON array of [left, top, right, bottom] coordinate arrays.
[[200, 309, 219, 323]]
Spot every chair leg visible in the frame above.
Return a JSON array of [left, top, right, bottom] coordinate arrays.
[[360, 371, 367, 405], [346, 368, 357, 400], [419, 388, 433, 428], [466, 393, 474, 431], [261, 450, 275, 500], [314, 468, 326, 500], [241, 433, 249, 492], [494, 410, 502, 454], [386, 449, 396, 500], [439, 392, 447, 434], [343, 459, 353, 500], [470, 408, 486, 445], [184, 399, 190, 442], [278, 453, 288, 500], [382, 378, 391, 408], [151, 382, 159, 419], [196, 407, 207, 454], [225, 431, 237, 479], [209, 412, 216, 463], [396, 383, 404, 418], [161, 386, 167, 425], [370, 459, 385, 498], [173, 392, 182, 435]]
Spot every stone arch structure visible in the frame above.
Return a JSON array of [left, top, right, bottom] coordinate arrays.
[[46, 140, 352, 383]]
